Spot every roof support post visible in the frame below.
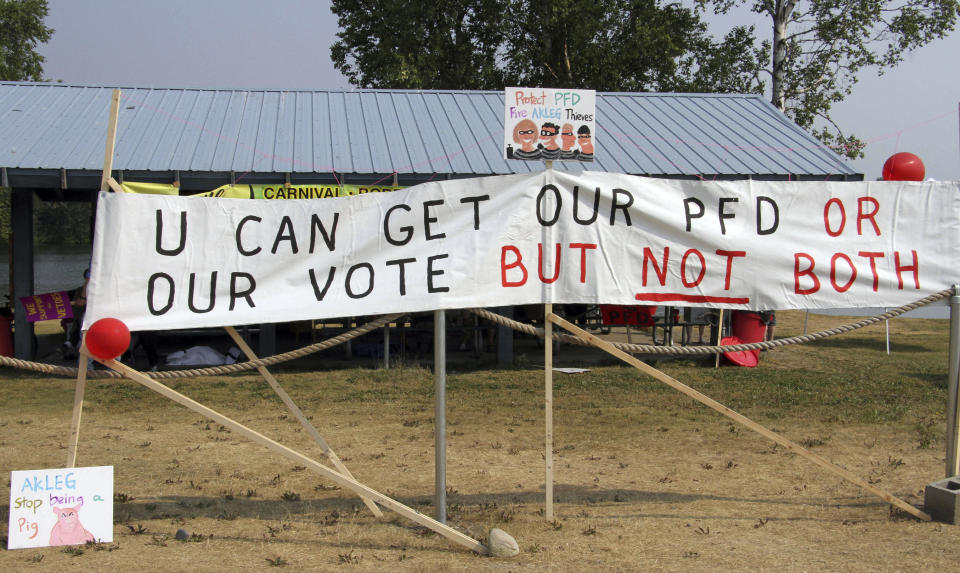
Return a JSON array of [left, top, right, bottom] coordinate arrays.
[[11, 188, 35, 359]]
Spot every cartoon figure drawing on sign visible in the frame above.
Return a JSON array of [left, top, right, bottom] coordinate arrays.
[[539, 122, 561, 160], [577, 125, 594, 161], [559, 123, 578, 160], [511, 118, 541, 160], [49, 500, 95, 546]]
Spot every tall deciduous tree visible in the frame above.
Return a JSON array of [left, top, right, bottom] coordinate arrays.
[[330, 0, 766, 94], [701, 0, 960, 158], [0, 0, 53, 82], [330, 0, 507, 89]]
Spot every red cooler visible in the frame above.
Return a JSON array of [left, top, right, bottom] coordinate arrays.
[[727, 311, 772, 367]]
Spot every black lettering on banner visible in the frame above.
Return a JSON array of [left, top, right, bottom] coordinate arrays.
[[683, 198, 704, 232], [188, 272, 217, 313], [386, 257, 416, 295], [310, 212, 339, 252], [459, 195, 490, 230], [384, 204, 413, 246], [308, 267, 336, 301], [271, 215, 299, 254], [537, 184, 562, 226], [346, 263, 374, 299], [427, 254, 450, 293], [610, 188, 633, 226], [155, 210, 187, 256], [719, 197, 738, 235], [236, 215, 262, 256], [229, 272, 256, 310], [423, 199, 446, 240], [573, 186, 600, 225], [757, 196, 779, 235], [147, 272, 174, 315]]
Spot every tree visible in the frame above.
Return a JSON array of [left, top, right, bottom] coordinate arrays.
[[0, 0, 53, 82], [700, 0, 960, 158], [330, 0, 766, 94], [501, 0, 768, 93], [330, 0, 507, 89]]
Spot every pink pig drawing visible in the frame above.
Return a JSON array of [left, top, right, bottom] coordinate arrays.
[[49, 500, 95, 546]]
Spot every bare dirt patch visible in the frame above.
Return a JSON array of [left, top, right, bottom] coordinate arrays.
[[3, 311, 960, 571]]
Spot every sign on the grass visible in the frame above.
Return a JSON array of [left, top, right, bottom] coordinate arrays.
[[7, 466, 113, 549], [84, 170, 960, 331]]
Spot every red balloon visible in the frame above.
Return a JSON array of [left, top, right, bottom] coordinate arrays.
[[882, 152, 925, 181], [85, 318, 131, 361]]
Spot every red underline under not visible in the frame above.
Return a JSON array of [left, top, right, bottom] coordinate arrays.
[[635, 293, 750, 304]]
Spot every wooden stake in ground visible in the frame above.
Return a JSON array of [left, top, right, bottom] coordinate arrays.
[[68, 89, 123, 467], [65, 346, 89, 468], [223, 326, 382, 518], [99, 89, 122, 192], [546, 312, 932, 522], [98, 358, 489, 554], [544, 303, 554, 521]]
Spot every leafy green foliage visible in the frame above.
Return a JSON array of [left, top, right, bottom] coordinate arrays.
[[0, 0, 53, 81], [330, 0, 767, 93], [0, 191, 93, 247], [701, 0, 960, 159]]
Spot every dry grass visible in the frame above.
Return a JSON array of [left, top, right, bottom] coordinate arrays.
[[3, 311, 960, 571]]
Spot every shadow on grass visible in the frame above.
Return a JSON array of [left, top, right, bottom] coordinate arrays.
[[808, 336, 930, 353], [102, 485, 890, 531]]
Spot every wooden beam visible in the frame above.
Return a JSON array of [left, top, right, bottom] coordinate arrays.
[[100, 89, 122, 192], [223, 326, 382, 517], [544, 303, 554, 520], [546, 312, 932, 522], [99, 358, 488, 553], [66, 344, 90, 468]]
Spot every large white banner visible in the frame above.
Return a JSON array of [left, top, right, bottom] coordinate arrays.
[[85, 171, 960, 331]]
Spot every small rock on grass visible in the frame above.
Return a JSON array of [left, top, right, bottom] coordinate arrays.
[[487, 528, 519, 557], [174, 528, 190, 541]]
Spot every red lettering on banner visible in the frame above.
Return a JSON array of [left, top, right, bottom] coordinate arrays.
[[895, 250, 920, 289], [501, 246, 527, 287], [680, 249, 705, 288], [795, 250, 920, 295], [643, 247, 668, 286], [824, 198, 845, 237], [715, 250, 746, 290], [824, 196, 883, 237], [858, 251, 884, 292], [857, 197, 881, 236], [538, 243, 561, 284], [569, 243, 597, 283], [500, 243, 598, 287], [794, 253, 820, 294], [830, 253, 857, 292]]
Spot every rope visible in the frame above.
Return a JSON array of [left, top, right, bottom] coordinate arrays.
[[1, 288, 952, 378], [468, 288, 954, 356], [0, 313, 405, 379]]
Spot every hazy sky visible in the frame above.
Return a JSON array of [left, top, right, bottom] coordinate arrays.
[[37, 0, 959, 180]]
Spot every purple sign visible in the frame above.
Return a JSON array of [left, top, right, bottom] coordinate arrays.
[[19, 291, 73, 323]]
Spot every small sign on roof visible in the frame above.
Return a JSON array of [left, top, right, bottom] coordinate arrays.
[[504, 87, 596, 162]]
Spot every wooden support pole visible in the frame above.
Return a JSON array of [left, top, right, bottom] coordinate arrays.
[[546, 312, 931, 522], [544, 303, 554, 520], [99, 358, 488, 554], [945, 285, 960, 477], [224, 326, 382, 518], [65, 345, 89, 468], [714, 309, 724, 369], [105, 177, 125, 194], [100, 89, 122, 192], [434, 309, 447, 523]]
